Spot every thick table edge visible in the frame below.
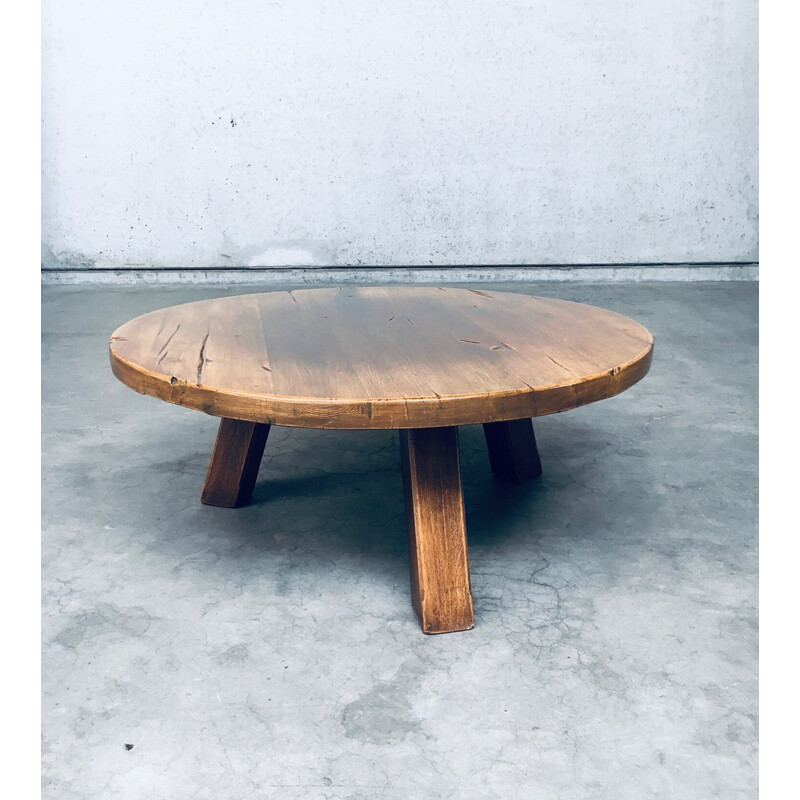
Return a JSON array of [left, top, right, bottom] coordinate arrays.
[[109, 338, 654, 430]]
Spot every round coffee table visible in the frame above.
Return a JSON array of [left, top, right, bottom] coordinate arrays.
[[109, 287, 653, 633]]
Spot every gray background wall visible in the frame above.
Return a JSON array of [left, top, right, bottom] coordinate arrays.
[[41, 0, 758, 271]]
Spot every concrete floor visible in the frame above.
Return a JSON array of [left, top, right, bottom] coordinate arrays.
[[42, 282, 757, 799]]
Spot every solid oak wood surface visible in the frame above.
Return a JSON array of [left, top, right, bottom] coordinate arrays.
[[109, 287, 653, 430], [483, 418, 543, 483], [401, 427, 474, 633], [201, 419, 271, 508]]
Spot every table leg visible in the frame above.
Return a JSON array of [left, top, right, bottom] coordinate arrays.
[[400, 427, 474, 634], [483, 418, 543, 483], [201, 418, 271, 508]]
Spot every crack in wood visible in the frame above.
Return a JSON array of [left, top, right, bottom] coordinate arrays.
[[156, 324, 181, 362], [546, 354, 571, 372], [196, 332, 210, 385]]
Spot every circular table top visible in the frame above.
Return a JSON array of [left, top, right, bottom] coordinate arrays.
[[109, 287, 654, 430]]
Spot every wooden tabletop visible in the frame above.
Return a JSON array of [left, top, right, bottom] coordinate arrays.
[[109, 287, 653, 429]]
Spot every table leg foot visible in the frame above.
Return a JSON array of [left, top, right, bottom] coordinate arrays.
[[400, 427, 474, 634], [483, 418, 543, 483], [201, 419, 271, 508]]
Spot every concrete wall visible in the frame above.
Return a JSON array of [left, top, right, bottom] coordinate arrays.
[[42, 0, 758, 270]]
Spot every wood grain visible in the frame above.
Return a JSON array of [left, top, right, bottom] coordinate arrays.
[[109, 287, 654, 430], [400, 427, 473, 634], [201, 418, 270, 508], [483, 418, 543, 483]]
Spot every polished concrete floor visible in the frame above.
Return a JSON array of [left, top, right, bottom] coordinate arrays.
[[42, 282, 757, 799]]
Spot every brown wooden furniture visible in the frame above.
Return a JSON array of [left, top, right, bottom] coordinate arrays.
[[110, 287, 653, 634]]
